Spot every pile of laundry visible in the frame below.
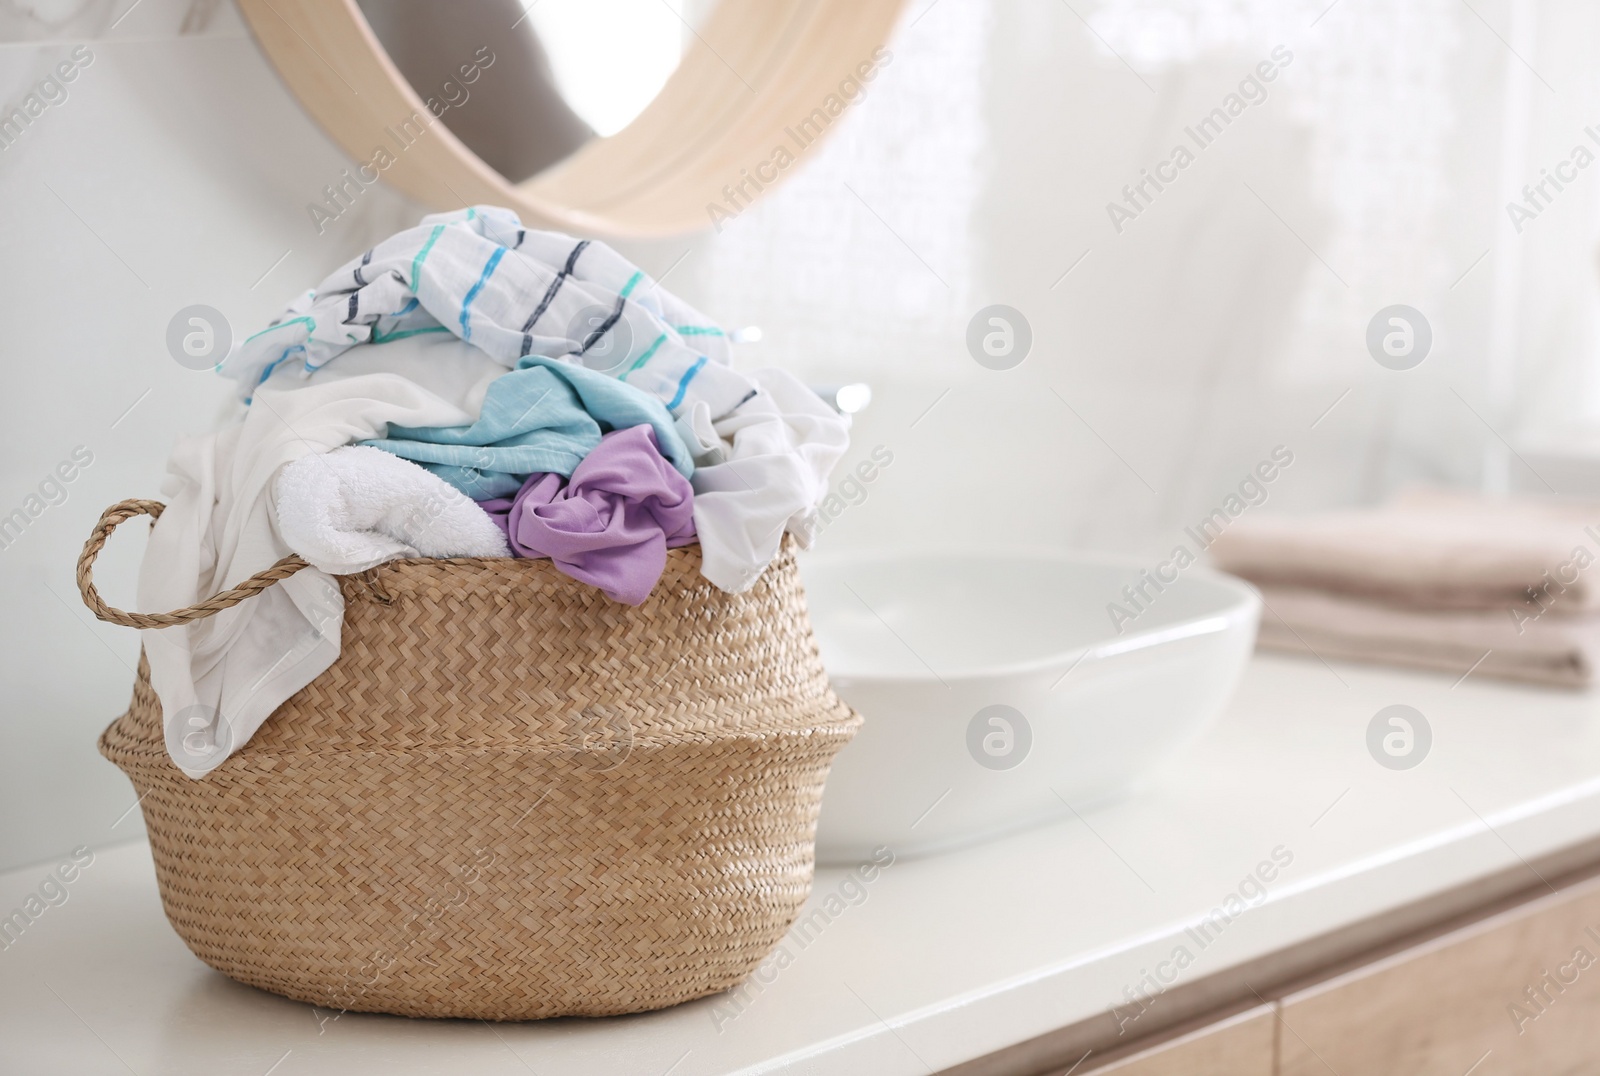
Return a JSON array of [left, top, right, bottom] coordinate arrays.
[[140, 206, 847, 776]]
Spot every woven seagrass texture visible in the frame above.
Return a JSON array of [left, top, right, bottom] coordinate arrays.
[[98, 539, 860, 1020]]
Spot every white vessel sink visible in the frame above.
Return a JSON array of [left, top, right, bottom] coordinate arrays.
[[801, 551, 1261, 864]]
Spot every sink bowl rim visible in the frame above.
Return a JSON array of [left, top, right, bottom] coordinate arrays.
[[799, 546, 1262, 685]]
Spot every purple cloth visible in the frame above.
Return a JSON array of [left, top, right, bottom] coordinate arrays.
[[478, 425, 696, 605]]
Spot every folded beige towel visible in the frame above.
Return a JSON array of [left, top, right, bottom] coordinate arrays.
[[1209, 489, 1600, 615], [1255, 584, 1600, 688]]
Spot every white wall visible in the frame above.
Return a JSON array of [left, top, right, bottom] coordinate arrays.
[[3, 0, 1599, 871], [0, 0, 427, 871], [654, 0, 1600, 558]]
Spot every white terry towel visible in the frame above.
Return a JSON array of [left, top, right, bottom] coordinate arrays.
[[139, 334, 506, 778], [275, 446, 510, 575]]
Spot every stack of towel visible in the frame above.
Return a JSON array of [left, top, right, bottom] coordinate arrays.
[[140, 206, 849, 776], [1209, 488, 1600, 687]]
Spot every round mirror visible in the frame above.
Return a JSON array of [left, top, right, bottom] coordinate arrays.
[[240, 0, 905, 237]]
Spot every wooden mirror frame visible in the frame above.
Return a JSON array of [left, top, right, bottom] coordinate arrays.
[[238, 0, 907, 238]]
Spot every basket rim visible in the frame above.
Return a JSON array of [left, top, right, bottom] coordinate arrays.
[[353, 543, 704, 574]]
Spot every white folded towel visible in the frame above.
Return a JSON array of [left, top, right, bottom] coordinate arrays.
[[275, 446, 510, 575]]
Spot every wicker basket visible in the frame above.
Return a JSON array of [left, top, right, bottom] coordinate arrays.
[[78, 499, 860, 1020]]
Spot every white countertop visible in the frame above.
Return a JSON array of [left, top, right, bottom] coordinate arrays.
[[7, 653, 1600, 1075]]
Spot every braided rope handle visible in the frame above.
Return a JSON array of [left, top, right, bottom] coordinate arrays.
[[77, 499, 311, 629]]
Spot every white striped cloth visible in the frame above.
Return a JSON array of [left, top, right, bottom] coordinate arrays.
[[223, 206, 743, 415]]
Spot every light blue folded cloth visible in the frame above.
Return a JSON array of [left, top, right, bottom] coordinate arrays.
[[361, 356, 693, 501]]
